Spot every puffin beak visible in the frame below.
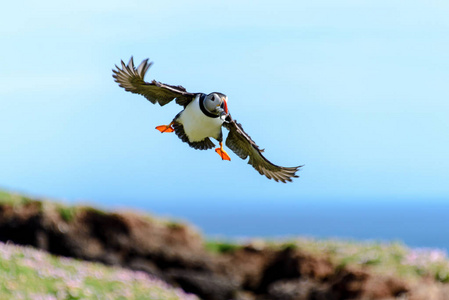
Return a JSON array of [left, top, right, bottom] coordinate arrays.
[[223, 98, 229, 114]]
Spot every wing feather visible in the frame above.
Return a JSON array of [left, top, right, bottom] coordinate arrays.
[[224, 116, 302, 183], [112, 57, 196, 107]]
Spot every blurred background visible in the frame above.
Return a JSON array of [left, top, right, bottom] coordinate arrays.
[[1, 1, 448, 249]]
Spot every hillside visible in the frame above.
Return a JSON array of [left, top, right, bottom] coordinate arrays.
[[0, 241, 198, 299], [1, 190, 449, 300]]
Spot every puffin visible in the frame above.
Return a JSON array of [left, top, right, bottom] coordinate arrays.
[[112, 57, 302, 183]]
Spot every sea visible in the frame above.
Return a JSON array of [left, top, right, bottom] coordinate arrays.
[[141, 199, 449, 251]]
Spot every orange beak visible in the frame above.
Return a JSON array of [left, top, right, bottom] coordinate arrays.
[[223, 98, 228, 114]]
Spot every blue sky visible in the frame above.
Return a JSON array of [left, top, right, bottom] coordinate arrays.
[[1, 1, 448, 211]]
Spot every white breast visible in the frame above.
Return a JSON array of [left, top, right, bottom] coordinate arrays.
[[177, 95, 224, 142]]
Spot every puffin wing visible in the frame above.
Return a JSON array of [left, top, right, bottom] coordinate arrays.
[[113, 57, 196, 107], [223, 116, 302, 183]]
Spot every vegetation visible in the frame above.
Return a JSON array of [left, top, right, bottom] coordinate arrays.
[[2, 188, 449, 290], [0, 189, 184, 227], [274, 238, 449, 283], [0, 190, 35, 207], [0, 241, 198, 300], [206, 237, 449, 283], [205, 240, 243, 254]]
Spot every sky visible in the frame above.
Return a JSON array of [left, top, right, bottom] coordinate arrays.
[[1, 1, 449, 214]]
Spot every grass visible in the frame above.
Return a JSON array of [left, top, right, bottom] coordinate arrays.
[[204, 240, 243, 254], [0, 189, 186, 228], [205, 237, 449, 283], [0, 241, 199, 300], [0, 190, 35, 207], [54, 205, 78, 223], [277, 238, 449, 282]]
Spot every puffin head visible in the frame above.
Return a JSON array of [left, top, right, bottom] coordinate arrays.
[[205, 92, 228, 117]]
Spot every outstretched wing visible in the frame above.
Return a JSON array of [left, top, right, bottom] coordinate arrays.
[[223, 115, 302, 183], [112, 57, 196, 107]]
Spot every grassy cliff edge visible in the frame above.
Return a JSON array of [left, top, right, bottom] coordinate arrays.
[[1, 189, 449, 300]]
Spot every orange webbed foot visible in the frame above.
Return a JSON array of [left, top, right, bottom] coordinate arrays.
[[155, 124, 174, 133], [215, 142, 231, 161]]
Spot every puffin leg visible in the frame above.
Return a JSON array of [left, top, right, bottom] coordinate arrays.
[[155, 121, 175, 133], [215, 142, 231, 161]]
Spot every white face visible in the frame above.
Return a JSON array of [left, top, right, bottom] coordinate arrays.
[[204, 93, 226, 113]]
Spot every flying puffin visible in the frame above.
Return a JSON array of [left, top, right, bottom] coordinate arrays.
[[112, 57, 302, 183]]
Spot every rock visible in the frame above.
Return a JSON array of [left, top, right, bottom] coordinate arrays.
[[128, 258, 164, 279], [258, 247, 334, 292], [233, 290, 257, 300], [0, 202, 43, 247], [167, 269, 239, 300], [220, 245, 277, 290], [331, 267, 409, 299], [267, 279, 324, 300]]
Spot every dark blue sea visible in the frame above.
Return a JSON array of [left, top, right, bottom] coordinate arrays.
[[139, 199, 449, 251]]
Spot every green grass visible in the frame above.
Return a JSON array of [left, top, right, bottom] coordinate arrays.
[[273, 238, 449, 282], [205, 237, 449, 283], [55, 205, 78, 223], [0, 189, 186, 228], [205, 241, 242, 254], [0, 241, 198, 300], [0, 190, 35, 206]]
